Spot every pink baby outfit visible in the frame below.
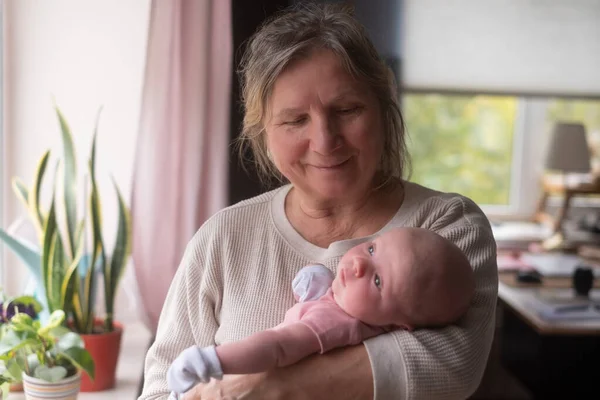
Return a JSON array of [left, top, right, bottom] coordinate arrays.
[[278, 288, 386, 353]]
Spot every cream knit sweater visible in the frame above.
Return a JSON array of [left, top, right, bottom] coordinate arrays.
[[139, 181, 498, 400]]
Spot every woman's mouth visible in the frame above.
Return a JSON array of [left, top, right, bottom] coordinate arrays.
[[313, 158, 351, 170]]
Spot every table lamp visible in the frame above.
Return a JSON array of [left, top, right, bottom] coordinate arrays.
[[537, 122, 592, 249], [545, 122, 591, 175]]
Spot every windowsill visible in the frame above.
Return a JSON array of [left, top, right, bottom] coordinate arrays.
[[9, 321, 151, 400]]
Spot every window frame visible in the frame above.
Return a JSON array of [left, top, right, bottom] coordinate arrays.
[[401, 91, 553, 220], [0, 0, 4, 287], [485, 97, 552, 220]]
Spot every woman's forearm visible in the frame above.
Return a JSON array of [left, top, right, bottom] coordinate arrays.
[[264, 344, 373, 400]]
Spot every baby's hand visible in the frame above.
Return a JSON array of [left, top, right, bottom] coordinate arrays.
[[293, 264, 335, 302], [167, 345, 223, 394]]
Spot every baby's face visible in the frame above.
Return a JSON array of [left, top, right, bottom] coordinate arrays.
[[332, 229, 412, 326]]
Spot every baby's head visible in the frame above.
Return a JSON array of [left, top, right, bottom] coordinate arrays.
[[331, 227, 474, 330]]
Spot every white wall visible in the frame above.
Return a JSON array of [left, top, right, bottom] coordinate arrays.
[[403, 0, 600, 97], [2, 0, 151, 319]]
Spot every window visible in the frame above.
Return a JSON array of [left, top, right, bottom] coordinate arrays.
[[403, 94, 517, 206], [403, 94, 600, 218]]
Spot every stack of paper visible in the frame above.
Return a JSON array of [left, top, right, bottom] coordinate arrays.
[[528, 291, 600, 321], [492, 222, 552, 250], [519, 253, 600, 278]]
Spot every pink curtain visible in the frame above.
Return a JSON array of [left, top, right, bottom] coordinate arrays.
[[131, 0, 231, 333]]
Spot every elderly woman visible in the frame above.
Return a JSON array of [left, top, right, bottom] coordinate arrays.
[[139, 4, 497, 400]]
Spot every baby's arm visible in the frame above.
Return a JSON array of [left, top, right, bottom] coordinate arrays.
[[218, 322, 321, 373], [168, 322, 321, 394]]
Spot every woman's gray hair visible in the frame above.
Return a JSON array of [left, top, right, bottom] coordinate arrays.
[[236, 2, 410, 186]]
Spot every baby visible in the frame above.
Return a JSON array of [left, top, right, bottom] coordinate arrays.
[[168, 227, 475, 396]]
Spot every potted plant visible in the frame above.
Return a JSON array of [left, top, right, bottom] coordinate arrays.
[[0, 309, 94, 399], [0, 106, 132, 391], [0, 293, 43, 394]]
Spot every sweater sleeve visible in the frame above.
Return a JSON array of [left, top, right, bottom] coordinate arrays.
[[364, 196, 498, 400], [138, 230, 221, 400]]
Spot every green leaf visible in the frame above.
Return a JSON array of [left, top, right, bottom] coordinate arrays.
[[48, 326, 71, 339], [60, 347, 94, 380], [70, 280, 84, 333], [43, 310, 66, 332], [5, 358, 23, 380], [33, 365, 67, 382], [88, 130, 103, 231], [11, 178, 29, 210], [0, 337, 38, 355], [48, 229, 67, 312], [47, 232, 61, 312], [105, 178, 131, 330], [26, 354, 39, 374], [0, 330, 23, 355], [74, 220, 85, 256], [60, 242, 82, 318], [0, 229, 42, 286], [42, 197, 58, 313], [9, 314, 36, 333], [85, 159, 104, 334], [55, 106, 78, 260], [28, 150, 51, 237], [56, 332, 84, 352]]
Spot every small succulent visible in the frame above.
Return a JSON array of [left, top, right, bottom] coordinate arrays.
[[0, 309, 95, 397]]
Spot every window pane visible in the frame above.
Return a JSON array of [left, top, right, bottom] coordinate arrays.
[[403, 94, 517, 205], [546, 99, 600, 173]]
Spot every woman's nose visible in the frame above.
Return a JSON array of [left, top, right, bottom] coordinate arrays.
[[310, 116, 341, 155]]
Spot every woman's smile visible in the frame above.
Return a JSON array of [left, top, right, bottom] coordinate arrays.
[[310, 157, 351, 171]]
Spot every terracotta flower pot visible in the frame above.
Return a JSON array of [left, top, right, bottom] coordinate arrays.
[[22, 372, 81, 400], [79, 319, 123, 392], [9, 382, 23, 392]]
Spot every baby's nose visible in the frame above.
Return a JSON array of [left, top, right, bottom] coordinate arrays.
[[353, 259, 366, 278]]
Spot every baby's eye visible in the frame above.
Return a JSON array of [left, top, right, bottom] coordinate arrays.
[[368, 245, 374, 255], [374, 274, 381, 288]]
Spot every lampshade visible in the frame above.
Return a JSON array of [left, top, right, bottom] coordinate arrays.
[[545, 123, 591, 173]]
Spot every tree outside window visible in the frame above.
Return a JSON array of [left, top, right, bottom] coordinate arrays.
[[403, 94, 517, 206]]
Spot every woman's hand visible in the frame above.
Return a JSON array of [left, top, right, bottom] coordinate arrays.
[[182, 344, 373, 400], [182, 373, 272, 400]]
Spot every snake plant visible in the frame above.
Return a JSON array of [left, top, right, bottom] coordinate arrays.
[[0, 106, 132, 333]]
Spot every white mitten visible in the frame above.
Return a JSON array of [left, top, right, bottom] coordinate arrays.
[[292, 264, 335, 302], [167, 345, 223, 394]]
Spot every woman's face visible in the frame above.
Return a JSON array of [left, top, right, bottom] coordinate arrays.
[[265, 49, 384, 204]]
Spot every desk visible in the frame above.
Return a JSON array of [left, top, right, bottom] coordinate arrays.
[[534, 174, 600, 234], [498, 282, 600, 399], [8, 322, 151, 400]]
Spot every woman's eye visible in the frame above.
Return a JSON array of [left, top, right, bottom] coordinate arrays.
[[374, 274, 381, 288], [284, 117, 307, 126], [368, 245, 374, 255], [337, 107, 359, 115]]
